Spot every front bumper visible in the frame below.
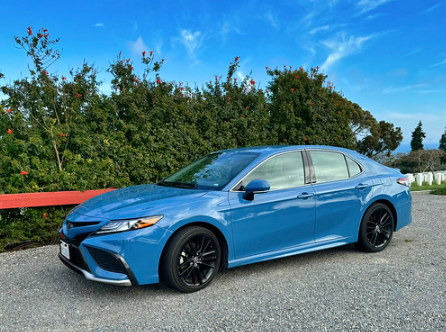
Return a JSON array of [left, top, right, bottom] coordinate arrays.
[[59, 253, 132, 286], [59, 224, 171, 286]]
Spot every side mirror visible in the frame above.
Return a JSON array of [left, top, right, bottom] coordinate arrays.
[[242, 179, 270, 201]]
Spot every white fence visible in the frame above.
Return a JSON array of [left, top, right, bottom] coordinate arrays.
[[405, 172, 446, 187]]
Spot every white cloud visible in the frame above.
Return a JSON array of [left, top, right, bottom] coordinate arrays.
[[321, 33, 372, 71], [430, 55, 446, 68], [265, 11, 280, 30], [309, 25, 330, 35], [179, 30, 203, 54], [382, 84, 428, 94], [95, 23, 104, 27], [357, 0, 393, 14], [128, 37, 149, 55]]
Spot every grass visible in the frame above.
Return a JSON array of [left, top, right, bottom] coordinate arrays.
[[410, 182, 446, 194]]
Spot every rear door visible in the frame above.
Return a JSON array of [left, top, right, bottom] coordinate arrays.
[[307, 150, 372, 242]]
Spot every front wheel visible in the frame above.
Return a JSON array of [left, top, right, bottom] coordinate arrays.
[[357, 203, 394, 252], [162, 226, 221, 292]]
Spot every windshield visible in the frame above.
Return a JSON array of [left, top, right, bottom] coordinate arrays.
[[158, 151, 260, 190]]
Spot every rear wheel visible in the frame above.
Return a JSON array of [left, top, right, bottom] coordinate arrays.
[[357, 203, 394, 252], [162, 226, 221, 292]]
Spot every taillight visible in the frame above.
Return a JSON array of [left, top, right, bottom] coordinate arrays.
[[397, 177, 410, 187]]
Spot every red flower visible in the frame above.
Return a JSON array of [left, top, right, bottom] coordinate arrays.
[[134, 77, 139, 83], [7, 129, 12, 134], [130, 66, 134, 71], [60, 133, 66, 137], [150, 51, 154, 56], [295, 75, 300, 79], [338, 135, 341, 139], [250, 79, 256, 85], [266, 90, 269, 94], [156, 78, 161, 84], [309, 102, 315, 106], [299, 66, 304, 71], [118, 166, 121, 170], [6, 108, 11, 113], [266, 66, 269, 70], [290, 66, 292, 70], [43, 213, 48, 218], [61, 76, 66, 81], [304, 137, 308, 141], [142, 51, 146, 57], [115, 87, 119, 91], [338, 111, 341, 114], [234, 78, 238, 82], [77, 93, 82, 98], [42, 28, 48, 33], [126, 59, 130, 63], [316, 66, 319, 71], [291, 88, 295, 92], [235, 56, 240, 62], [37, 33, 43, 38], [27, 27, 33, 35], [228, 97, 232, 101], [41, 70, 48, 75], [21, 170, 28, 175], [245, 106, 249, 109]]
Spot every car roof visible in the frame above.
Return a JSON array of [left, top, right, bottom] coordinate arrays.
[[216, 145, 359, 158]]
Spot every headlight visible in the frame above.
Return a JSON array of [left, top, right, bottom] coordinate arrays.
[[95, 215, 163, 235]]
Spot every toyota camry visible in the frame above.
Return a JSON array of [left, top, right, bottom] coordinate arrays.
[[59, 145, 412, 292]]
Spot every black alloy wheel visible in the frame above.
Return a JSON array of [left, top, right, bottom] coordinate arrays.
[[357, 203, 394, 252], [162, 226, 221, 292]]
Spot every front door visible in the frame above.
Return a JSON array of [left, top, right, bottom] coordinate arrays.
[[228, 151, 316, 258]]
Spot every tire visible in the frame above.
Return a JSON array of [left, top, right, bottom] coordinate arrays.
[[162, 226, 221, 293], [357, 203, 394, 252]]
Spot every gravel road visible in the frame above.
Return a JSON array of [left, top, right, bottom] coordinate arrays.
[[0, 192, 445, 331]]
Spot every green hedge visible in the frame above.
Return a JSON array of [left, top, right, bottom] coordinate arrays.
[[0, 28, 403, 251]]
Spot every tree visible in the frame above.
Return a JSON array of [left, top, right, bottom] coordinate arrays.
[[410, 121, 425, 151], [439, 127, 446, 164], [356, 120, 403, 158]]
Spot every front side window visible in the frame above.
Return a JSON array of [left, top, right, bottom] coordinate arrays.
[[236, 151, 305, 191], [310, 151, 350, 183]]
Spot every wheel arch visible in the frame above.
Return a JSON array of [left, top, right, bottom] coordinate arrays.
[[365, 198, 398, 231], [158, 222, 229, 279]]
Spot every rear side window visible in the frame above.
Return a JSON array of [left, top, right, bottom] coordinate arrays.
[[346, 156, 362, 177], [310, 151, 349, 183]]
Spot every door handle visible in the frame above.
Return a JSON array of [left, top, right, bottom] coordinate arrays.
[[297, 192, 314, 199], [355, 183, 369, 190]]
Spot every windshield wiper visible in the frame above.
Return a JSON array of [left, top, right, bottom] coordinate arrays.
[[157, 181, 198, 189]]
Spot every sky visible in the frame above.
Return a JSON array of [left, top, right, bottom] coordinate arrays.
[[1, 0, 445, 150]]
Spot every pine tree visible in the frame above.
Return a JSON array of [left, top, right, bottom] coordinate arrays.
[[439, 127, 446, 164], [410, 121, 426, 151]]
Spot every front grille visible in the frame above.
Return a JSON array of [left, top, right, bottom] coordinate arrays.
[[69, 245, 90, 272], [67, 221, 101, 229], [86, 246, 127, 274]]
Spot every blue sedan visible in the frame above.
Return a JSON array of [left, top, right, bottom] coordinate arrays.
[[59, 145, 412, 292]]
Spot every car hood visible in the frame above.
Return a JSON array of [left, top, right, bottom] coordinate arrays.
[[68, 184, 209, 221]]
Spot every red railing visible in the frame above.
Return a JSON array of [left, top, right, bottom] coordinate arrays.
[[0, 189, 116, 209]]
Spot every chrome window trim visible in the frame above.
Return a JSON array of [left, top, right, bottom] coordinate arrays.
[[230, 150, 308, 193]]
